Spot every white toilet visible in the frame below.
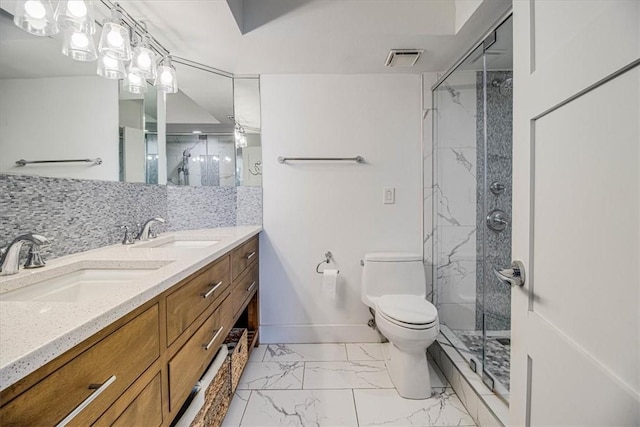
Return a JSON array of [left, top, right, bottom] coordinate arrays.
[[361, 252, 439, 399]]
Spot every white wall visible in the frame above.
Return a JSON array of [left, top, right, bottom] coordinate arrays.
[[260, 74, 422, 343], [0, 76, 119, 180]]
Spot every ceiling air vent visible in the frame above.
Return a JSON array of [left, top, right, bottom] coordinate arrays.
[[385, 49, 423, 67]]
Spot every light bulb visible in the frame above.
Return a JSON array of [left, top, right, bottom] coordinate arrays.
[[160, 70, 173, 85], [25, 0, 46, 19], [107, 29, 124, 47], [102, 55, 118, 67], [66, 0, 87, 18], [71, 32, 89, 48], [138, 51, 151, 68]]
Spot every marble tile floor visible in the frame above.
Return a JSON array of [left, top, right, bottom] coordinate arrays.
[[222, 343, 477, 427]]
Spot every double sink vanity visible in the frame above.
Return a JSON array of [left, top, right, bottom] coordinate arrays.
[[0, 226, 261, 426]]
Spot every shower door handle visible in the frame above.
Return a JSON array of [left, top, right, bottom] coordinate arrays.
[[493, 261, 526, 287]]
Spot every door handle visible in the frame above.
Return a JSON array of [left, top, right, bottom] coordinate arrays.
[[493, 261, 525, 287]]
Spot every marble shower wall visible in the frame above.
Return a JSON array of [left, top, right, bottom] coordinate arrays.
[[0, 174, 262, 261], [475, 71, 513, 331], [433, 70, 478, 330]]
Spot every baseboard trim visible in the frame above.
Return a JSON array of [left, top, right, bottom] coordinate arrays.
[[259, 324, 381, 344]]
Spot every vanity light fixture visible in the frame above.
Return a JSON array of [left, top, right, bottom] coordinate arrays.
[[96, 52, 125, 79], [13, 0, 59, 36], [61, 29, 97, 61], [192, 130, 202, 134], [123, 69, 147, 94], [98, 6, 132, 61], [12, 0, 177, 90], [54, 0, 96, 34], [155, 56, 178, 93]]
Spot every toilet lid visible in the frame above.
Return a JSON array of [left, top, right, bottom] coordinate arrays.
[[377, 295, 438, 325]]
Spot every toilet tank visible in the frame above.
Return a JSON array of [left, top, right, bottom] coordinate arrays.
[[361, 252, 426, 308]]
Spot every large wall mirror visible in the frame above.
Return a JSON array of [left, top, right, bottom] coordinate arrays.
[[0, 5, 261, 187]]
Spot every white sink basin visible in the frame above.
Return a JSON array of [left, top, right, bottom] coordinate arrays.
[[0, 268, 160, 303], [136, 238, 219, 249]]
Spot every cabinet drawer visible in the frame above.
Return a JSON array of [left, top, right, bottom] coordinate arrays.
[[109, 373, 163, 427], [167, 256, 231, 344], [0, 305, 160, 427], [232, 264, 259, 316], [168, 296, 232, 412], [231, 236, 258, 281]]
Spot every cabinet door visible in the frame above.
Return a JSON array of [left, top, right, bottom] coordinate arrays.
[[0, 305, 160, 427]]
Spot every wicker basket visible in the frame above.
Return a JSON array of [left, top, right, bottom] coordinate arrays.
[[224, 328, 249, 392], [190, 357, 231, 427]]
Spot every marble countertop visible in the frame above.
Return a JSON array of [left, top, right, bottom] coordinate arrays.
[[0, 226, 261, 391]]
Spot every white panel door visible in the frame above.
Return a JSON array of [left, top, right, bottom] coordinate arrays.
[[510, 1, 640, 426]]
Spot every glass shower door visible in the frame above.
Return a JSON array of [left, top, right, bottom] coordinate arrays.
[[432, 14, 513, 401], [479, 16, 513, 398]]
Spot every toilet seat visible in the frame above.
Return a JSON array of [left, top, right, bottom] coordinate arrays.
[[376, 295, 438, 330]]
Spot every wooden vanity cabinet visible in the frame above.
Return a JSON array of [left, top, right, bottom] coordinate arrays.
[[0, 234, 260, 427]]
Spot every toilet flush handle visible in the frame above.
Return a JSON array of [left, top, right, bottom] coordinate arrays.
[[493, 261, 526, 287]]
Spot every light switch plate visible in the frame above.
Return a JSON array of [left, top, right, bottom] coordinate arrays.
[[383, 187, 395, 204]]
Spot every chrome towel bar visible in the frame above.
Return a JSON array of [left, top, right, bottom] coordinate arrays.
[[16, 158, 103, 167], [278, 156, 364, 164]]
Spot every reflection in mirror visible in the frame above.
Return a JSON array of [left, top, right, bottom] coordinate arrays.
[[0, 7, 120, 181], [118, 88, 159, 183], [234, 77, 261, 187], [165, 59, 235, 187]]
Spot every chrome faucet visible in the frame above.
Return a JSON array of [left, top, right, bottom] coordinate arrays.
[[136, 217, 166, 241], [0, 234, 51, 276]]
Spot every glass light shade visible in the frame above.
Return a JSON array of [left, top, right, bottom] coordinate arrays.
[[155, 58, 177, 93], [14, 0, 59, 36], [237, 134, 248, 148], [54, 0, 96, 34], [96, 52, 125, 79], [123, 70, 147, 94], [129, 44, 156, 79], [62, 29, 97, 61], [98, 21, 132, 61]]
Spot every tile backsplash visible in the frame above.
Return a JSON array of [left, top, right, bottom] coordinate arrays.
[[0, 174, 262, 261]]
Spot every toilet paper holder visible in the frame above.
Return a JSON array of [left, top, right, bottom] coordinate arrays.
[[316, 251, 339, 274]]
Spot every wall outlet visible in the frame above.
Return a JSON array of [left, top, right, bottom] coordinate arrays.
[[383, 187, 395, 204]]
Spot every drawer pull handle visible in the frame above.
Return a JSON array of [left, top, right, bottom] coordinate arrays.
[[246, 281, 257, 293], [246, 251, 256, 260], [204, 326, 224, 351], [201, 281, 223, 299], [56, 375, 116, 427]]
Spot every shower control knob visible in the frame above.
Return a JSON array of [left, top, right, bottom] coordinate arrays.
[[490, 181, 506, 195], [494, 261, 526, 287], [486, 210, 510, 232]]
